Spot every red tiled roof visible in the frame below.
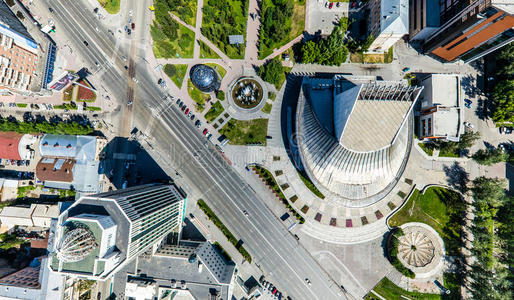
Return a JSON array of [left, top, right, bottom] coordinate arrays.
[[0, 132, 22, 160]]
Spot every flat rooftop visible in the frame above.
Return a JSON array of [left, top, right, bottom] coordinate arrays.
[[432, 107, 460, 138]]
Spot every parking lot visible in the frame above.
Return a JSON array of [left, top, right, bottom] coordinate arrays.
[[307, 0, 349, 35]]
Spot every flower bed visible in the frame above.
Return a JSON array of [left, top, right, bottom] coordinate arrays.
[[77, 80, 96, 101]]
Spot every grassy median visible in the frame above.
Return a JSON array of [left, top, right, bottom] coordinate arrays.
[[197, 199, 252, 263]]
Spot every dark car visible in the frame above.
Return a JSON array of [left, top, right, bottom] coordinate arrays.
[[158, 78, 163, 85], [127, 28, 131, 35], [131, 23, 135, 30], [49, 7, 54, 13], [176, 98, 181, 105], [83, 41, 89, 46], [181, 105, 186, 111], [94, 7, 99, 13], [190, 114, 195, 121]]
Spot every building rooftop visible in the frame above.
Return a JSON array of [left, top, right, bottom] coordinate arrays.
[[0, 131, 22, 160], [421, 74, 460, 107], [36, 158, 75, 183], [39, 134, 98, 162], [380, 0, 409, 35], [493, 0, 514, 14], [297, 75, 421, 202], [432, 107, 461, 139], [228, 35, 244, 45]]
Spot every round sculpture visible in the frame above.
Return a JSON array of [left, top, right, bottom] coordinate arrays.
[[398, 230, 435, 267], [190, 64, 220, 93], [56, 227, 97, 263], [231, 77, 263, 109]]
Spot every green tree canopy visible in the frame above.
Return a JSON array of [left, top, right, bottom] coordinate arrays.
[[491, 80, 514, 124]]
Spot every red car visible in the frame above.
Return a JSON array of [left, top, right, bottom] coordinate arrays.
[[203, 128, 208, 135], [131, 23, 135, 30], [185, 108, 189, 115], [329, 2, 334, 9]]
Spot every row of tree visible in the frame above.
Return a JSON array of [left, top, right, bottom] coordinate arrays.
[[425, 131, 481, 155], [259, 0, 294, 52], [0, 118, 93, 135], [490, 43, 514, 124], [468, 177, 513, 299], [154, 0, 180, 41], [299, 19, 349, 66]]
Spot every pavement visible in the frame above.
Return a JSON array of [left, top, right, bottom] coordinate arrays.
[[40, 0, 350, 299]]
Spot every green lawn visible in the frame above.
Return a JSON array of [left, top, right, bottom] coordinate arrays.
[[261, 102, 272, 114], [150, 20, 195, 59], [164, 64, 188, 88], [388, 187, 465, 256], [187, 79, 211, 112], [258, 0, 305, 59], [204, 101, 224, 122], [439, 149, 460, 158], [0, 233, 25, 250], [205, 63, 226, 79], [418, 143, 434, 156], [201, 0, 248, 59], [98, 0, 120, 14], [368, 277, 441, 300], [219, 118, 268, 145], [168, 0, 197, 26], [199, 40, 221, 59]]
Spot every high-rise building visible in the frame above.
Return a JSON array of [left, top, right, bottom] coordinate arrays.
[[422, 0, 514, 62], [49, 184, 186, 280]]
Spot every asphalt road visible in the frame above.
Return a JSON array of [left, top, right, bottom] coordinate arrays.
[[45, 1, 348, 299]]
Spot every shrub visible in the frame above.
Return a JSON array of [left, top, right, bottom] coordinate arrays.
[[275, 170, 283, 176], [216, 90, 225, 100], [197, 199, 252, 262], [290, 195, 298, 202], [301, 205, 309, 214], [164, 64, 177, 78], [388, 229, 416, 278]]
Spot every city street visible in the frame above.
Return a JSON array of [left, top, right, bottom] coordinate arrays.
[[42, 0, 349, 299]]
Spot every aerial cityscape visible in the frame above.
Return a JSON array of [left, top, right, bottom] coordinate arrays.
[[0, 0, 512, 299]]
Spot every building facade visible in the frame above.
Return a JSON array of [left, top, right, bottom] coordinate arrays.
[[49, 184, 186, 281], [422, 0, 514, 62]]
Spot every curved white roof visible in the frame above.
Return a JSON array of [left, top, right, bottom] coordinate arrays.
[[296, 75, 421, 203]]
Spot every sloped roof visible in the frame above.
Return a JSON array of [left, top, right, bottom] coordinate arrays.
[[36, 158, 75, 183], [0, 131, 22, 160], [39, 134, 97, 162], [380, 0, 409, 35]]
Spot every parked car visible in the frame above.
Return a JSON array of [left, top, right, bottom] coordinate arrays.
[[83, 41, 89, 46], [131, 23, 135, 30], [402, 67, 410, 72], [184, 108, 190, 115], [203, 128, 208, 135], [176, 98, 181, 105], [181, 105, 187, 111], [328, 2, 334, 9], [464, 98, 472, 109], [195, 120, 202, 128], [190, 114, 195, 121]]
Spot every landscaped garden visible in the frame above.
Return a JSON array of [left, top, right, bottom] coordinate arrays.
[[199, 40, 221, 59], [187, 79, 211, 112], [151, 0, 195, 59], [164, 0, 197, 26], [418, 143, 434, 156], [63, 85, 74, 101], [77, 80, 97, 101], [164, 64, 188, 88], [97, 0, 120, 14], [261, 102, 272, 114], [258, 0, 305, 59], [258, 57, 291, 89], [388, 187, 465, 256], [365, 277, 441, 300], [205, 63, 226, 79], [350, 47, 393, 63], [204, 101, 224, 122], [201, 0, 248, 59], [219, 118, 268, 145]]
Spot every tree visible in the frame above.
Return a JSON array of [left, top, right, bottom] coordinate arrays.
[[258, 57, 284, 86], [491, 80, 514, 124], [472, 177, 507, 211], [300, 41, 321, 64], [472, 147, 509, 165], [458, 130, 481, 150]]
